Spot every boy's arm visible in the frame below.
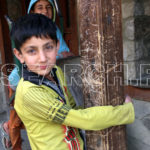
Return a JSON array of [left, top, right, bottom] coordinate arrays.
[[23, 87, 134, 131], [64, 102, 134, 130]]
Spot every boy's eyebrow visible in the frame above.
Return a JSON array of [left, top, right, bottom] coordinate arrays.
[[43, 41, 54, 47], [23, 41, 54, 51], [24, 46, 37, 51]]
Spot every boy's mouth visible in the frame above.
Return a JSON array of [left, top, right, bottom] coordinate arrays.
[[39, 65, 47, 70]]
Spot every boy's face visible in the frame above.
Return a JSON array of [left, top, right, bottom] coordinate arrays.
[[33, 0, 53, 19], [14, 36, 59, 76]]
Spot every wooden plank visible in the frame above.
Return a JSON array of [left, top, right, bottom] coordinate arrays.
[[0, 16, 8, 103], [22, 0, 30, 14], [0, 0, 13, 64], [124, 85, 150, 102], [0, 18, 8, 79], [77, 0, 126, 150], [20, 0, 27, 14], [57, 0, 79, 56], [0, 19, 5, 66]]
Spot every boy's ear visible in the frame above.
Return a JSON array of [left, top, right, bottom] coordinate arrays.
[[13, 48, 25, 64]]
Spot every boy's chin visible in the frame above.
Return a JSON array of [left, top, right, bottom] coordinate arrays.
[[30, 65, 55, 76], [37, 71, 51, 77], [30, 69, 51, 77]]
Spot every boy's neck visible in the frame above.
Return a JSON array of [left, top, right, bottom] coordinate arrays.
[[45, 74, 55, 82]]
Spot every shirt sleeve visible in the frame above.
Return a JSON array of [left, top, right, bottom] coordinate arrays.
[[23, 86, 134, 131], [64, 102, 135, 130], [23, 86, 71, 124]]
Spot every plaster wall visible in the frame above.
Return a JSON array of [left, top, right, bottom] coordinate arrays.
[[122, 0, 150, 87]]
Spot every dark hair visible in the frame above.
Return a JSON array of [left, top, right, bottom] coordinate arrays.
[[11, 13, 58, 51]]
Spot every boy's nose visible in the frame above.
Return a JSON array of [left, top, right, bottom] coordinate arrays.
[[39, 51, 47, 62]]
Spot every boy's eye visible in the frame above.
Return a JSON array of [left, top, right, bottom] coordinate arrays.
[[45, 45, 54, 50], [27, 49, 36, 54]]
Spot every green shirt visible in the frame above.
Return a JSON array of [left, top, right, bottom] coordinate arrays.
[[14, 66, 134, 150]]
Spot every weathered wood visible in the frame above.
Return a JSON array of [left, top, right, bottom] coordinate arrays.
[[77, 0, 126, 150], [0, 19, 5, 66], [0, 18, 9, 103], [0, 0, 13, 65], [56, 0, 79, 56]]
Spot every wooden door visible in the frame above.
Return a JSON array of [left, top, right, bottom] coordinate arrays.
[[56, 0, 79, 56], [0, 19, 6, 71], [0, 0, 28, 75], [0, 0, 13, 66]]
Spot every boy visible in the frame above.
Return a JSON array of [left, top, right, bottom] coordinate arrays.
[[11, 13, 134, 150], [1, 0, 73, 149]]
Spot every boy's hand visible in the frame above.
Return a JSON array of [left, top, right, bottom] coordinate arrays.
[[125, 95, 132, 103]]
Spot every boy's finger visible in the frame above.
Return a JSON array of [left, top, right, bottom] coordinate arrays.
[[125, 95, 132, 103]]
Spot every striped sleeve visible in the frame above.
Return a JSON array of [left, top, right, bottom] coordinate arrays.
[[64, 102, 135, 130], [23, 86, 71, 124]]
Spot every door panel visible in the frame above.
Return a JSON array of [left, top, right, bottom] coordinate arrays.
[[56, 0, 79, 56], [0, 0, 13, 66], [0, 19, 5, 68]]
